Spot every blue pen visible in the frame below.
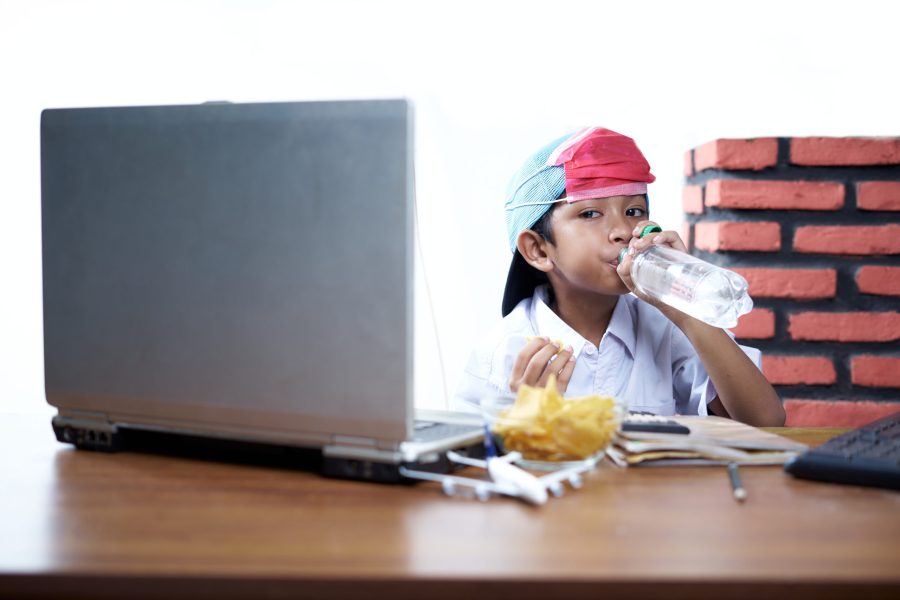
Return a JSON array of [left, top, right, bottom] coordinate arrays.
[[484, 424, 498, 459]]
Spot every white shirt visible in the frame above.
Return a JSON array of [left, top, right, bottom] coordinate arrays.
[[453, 285, 761, 416]]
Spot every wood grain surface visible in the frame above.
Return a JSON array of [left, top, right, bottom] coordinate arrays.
[[1, 413, 897, 599]]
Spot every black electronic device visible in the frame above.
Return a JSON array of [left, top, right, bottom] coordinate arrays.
[[622, 413, 691, 435], [784, 412, 900, 490]]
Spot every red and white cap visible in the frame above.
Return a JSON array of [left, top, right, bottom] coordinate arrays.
[[546, 127, 655, 202]]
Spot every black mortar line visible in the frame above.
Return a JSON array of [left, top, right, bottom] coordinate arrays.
[[684, 138, 900, 402]]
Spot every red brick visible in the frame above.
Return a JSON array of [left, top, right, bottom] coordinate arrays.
[[683, 150, 693, 177], [784, 399, 900, 427], [791, 137, 900, 166], [694, 221, 781, 252], [851, 356, 900, 388], [732, 268, 836, 299], [856, 266, 900, 296], [706, 179, 844, 210], [788, 311, 900, 342], [762, 356, 836, 385], [730, 308, 775, 339], [693, 138, 778, 172], [793, 225, 900, 255], [857, 181, 900, 211], [682, 185, 703, 214]]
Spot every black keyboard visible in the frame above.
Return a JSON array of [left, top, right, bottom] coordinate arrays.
[[784, 412, 900, 490]]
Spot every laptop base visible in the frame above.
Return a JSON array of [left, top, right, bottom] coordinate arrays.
[[322, 443, 484, 483], [51, 417, 483, 484]]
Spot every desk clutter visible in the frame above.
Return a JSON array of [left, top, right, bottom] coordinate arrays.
[[608, 415, 808, 467], [401, 415, 810, 506]]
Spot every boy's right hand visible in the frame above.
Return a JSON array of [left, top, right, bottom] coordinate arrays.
[[509, 337, 576, 394]]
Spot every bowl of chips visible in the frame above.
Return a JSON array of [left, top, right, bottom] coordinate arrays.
[[481, 375, 625, 471]]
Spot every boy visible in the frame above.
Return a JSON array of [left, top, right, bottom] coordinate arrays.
[[454, 127, 785, 427]]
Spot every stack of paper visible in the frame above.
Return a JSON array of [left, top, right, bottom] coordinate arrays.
[[607, 416, 808, 467]]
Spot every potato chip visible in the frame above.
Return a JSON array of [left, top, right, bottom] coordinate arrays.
[[492, 375, 619, 461]]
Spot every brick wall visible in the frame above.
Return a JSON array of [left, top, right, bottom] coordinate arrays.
[[683, 137, 900, 427]]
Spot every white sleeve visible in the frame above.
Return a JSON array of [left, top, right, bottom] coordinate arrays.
[[451, 305, 534, 413], [451, 347, 509, 413], [671, 328, 762, 416]]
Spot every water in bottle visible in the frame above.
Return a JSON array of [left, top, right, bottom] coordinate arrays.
[[622, 229, 753, 328]]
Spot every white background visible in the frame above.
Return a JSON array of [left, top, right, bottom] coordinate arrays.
[[2, 0, 897, 418]]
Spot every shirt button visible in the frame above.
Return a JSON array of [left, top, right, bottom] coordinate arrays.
[[584, 345, 596, 355]]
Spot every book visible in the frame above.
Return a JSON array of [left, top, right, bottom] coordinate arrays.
[[606, 416, 807, 467]]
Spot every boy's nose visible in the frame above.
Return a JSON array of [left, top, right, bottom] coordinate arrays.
[[608, 217, 632, 244], [610, 229, 630, 243]]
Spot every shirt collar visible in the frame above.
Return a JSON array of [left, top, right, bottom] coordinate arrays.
[[531, 285, 588, 357], [530, 285, 636, 359], [606, 294, 636, 359]]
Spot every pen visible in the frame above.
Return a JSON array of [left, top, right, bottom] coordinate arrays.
[[728, 463, 747, 502]]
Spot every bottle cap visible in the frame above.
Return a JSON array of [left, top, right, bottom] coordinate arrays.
[[639, 224, 662, 238], [620, 225, 663, 265]]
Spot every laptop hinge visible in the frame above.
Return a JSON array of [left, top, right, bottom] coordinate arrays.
[[331, 435, 400, 451], [52, 414, 121, 451], [322, 444, 404, 463], [331, 435, 377, 447]]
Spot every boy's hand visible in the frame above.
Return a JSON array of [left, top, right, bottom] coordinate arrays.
[[617, 221, 692, 322], [509, 337, 575, 394], [628, 220, 688, 255]]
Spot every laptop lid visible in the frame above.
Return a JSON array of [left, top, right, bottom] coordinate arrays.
[[41, 99, 416, 448]]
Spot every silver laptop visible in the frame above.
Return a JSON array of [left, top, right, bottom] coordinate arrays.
[[40, 99, 482, 479]]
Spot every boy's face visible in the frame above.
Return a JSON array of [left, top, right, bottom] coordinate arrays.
[[544, 194, 648, 297]]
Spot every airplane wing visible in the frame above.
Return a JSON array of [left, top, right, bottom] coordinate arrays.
[[401, 451, 594, 505], [397, 466, 519, 501], [536, 463, 591, 496], [447, 449, 592, 496]]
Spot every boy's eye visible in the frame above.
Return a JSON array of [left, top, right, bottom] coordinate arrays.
[[580, 210, 602, 219], [626, 207, 646, 218]]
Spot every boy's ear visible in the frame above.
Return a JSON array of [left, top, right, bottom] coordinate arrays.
[[516, 230, 553, 273]]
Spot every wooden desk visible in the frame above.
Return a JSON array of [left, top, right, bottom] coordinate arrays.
[[1, 414, 898, 599]]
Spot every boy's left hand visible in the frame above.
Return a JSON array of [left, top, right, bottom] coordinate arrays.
[[616, 220, 691, 317]]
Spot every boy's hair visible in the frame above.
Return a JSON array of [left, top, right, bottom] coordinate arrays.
[[517, 201, 560, 308], [531, 201, 559, 245]]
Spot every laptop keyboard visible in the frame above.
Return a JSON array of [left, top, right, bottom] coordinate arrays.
[[413, 421, 482, 443], [784, 412, 900, 490]]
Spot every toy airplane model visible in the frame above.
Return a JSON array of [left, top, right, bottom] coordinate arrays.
[[399, 450, 596, 506]]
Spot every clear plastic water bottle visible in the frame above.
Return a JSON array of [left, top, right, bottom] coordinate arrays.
[[621, 226, 753, 328]]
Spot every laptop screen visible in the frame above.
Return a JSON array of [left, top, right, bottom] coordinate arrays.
[[41, 100, 414, 444]]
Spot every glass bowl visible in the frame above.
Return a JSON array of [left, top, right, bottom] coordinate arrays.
[[480, 389, 625, 471]]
